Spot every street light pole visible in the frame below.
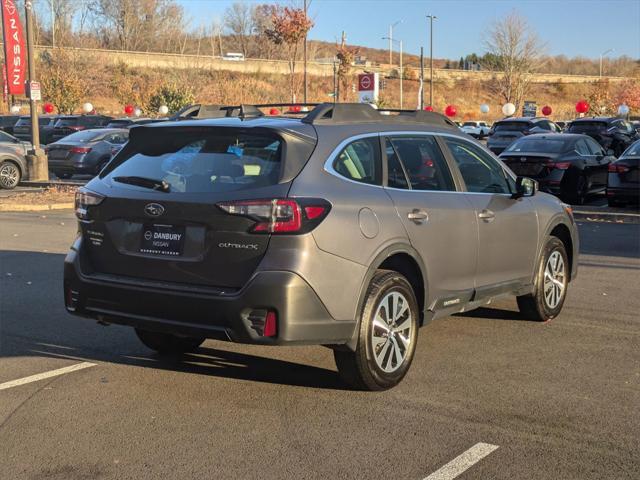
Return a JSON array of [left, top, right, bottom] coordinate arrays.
[[388, 20, 401, 66], [427, 15, 437, 108], [303, 0, 308, 103], [599, 48, 614, 79], [399, 39, 403, 109]]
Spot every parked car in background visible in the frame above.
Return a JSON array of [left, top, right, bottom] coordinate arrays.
[[566, 117, 639, 157], [500, 133, 613, 204], [460, 121, 491, 139], [0, 130, 29, 189], [106, 118, 166, 129], [13, 115, 60, 144], [607, 139, 640, 207], [50, 115, 113, 143], [47, 128, 128, 179], [0, 115, 21, 135], [487, 117, 562, 154], [64, 103, 579, 391]]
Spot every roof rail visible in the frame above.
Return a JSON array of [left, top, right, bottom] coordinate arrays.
[[301, 102, 457, 128]]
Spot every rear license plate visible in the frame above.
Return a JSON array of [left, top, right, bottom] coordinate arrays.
[[140, 224, 185, 257]]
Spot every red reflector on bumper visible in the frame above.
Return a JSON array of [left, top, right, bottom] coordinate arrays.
[[264, 311, 277, 337]]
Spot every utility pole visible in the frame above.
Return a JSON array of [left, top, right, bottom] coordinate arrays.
[[49, 0, 55, 47], [303, 0, 308, 103], [25, 0, 48, 181], [427, 15, 437, 108], [419, 47, 424, 110], [399, 39, 403, 109]]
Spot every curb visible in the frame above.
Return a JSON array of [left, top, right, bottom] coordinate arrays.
[[0, 203, 74, 212], [573, 211, 640, 224]]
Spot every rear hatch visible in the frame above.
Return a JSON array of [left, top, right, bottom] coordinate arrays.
[[490, 121, 531, 143], [567, 121, 609, 145], [78, 123, 317, 290], [52, 116, 82, 141]]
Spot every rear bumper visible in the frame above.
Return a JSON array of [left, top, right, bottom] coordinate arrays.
[[606, 186, 640, 201], [49, 161, 95, 175], [63, 239, 356, 346]]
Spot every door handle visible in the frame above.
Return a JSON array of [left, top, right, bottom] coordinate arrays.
[[407, 209, 429, 224], [478, 209, 495, 222]]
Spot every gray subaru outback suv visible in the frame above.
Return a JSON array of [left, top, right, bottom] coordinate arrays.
[[64, 103, 579, 390]]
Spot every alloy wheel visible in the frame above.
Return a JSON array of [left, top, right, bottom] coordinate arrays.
[[371, 291, 413, 373], [543, 251, 566, 309], [0, 163, 19, 189]]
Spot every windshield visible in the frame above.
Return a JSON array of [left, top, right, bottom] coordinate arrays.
[[568, 121, 607, 133], [622, 141, 640, 158], [59, 130, 104, 143], [505, 138, 570, 153], [494, 122, 530, 132], [106, 120, 132, 128], [105, 128, 283, 194], [15, 117, 55, 126]]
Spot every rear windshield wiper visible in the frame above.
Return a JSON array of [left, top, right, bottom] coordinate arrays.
[[112, 176, 170, 193]]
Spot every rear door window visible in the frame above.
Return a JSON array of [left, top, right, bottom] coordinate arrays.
[[575, 139, 591, 156], [584, 137, 604, 155], [385, 136, 455, 191], [333, 137, 381, 185], [105, 129, 283, 193]]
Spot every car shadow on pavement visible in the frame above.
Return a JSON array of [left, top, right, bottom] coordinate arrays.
[[453, 306, 525, 321], [0, 250, 346, 391]]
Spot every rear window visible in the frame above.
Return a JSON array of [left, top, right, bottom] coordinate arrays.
[[568, 121, 607, 133], [494, 122, 531, 132], [60, 130, 105, 143], [505, 138, 570, 153], [622, 141, 640, 157], [15, 117, 31, 126], [462, 122, 477, 127], [105, 129, 283, 193], [106, 120, 132, 128], [55, 117, 79, 127], [16, 117, 56, 126]]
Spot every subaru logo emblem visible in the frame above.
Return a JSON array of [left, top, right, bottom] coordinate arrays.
[[144, 203, 164, 217], [520, 157, 527, 162]]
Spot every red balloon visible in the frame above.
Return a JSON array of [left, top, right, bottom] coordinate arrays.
[[541, 105, 552, 116], [269, 108, 280, 115], [43, 102, 54, 114], [444, 105, 457, 117], [575, 100, 589, 114], [124, 104, 134, 115], [424, 105, 434, 112]]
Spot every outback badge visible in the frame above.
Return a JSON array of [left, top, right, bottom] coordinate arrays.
[[144, 203, 165, 217]]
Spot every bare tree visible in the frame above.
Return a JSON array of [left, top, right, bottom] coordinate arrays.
[[483, 12, 545, 112], [224, 2, 254, 56]]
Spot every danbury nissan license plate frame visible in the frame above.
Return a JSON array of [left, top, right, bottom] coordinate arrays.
[[140, 224, 185, 257]]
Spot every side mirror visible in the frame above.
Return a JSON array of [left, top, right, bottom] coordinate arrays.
[[513, 176, 538, 198]]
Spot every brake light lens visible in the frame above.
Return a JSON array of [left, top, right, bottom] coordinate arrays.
[[545, 161, 571, 170], [217, 198, 331, 234], [75, 188, 104, 220], [608, 163, 630, 173], [70, 146, 92, 154]]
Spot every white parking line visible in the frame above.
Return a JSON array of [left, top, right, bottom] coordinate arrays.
[[423, 443, 499, 480], [0, 362, 97, 391]]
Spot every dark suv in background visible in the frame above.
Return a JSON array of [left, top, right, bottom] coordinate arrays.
[[566, 117, 638, 157], [0, 115, 21, 135], [13, 115, 60, 144], [487, 117, 562, 154], [51, 115, 113, 143], [64, 103, 578, 390]]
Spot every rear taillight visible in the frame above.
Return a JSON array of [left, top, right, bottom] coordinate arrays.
[[217, 198, 331, 234], [608, 163, 630, 173], [70, 146, 92, 154], [545, 161, 571, 170], [75, 188, 104, 220], [68, 126, 84, 131]]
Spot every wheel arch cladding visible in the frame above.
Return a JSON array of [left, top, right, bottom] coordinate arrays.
[[549, 223, 573, 280]]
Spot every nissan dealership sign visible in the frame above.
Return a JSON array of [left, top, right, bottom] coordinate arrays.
[[357, 73, 379, 104]]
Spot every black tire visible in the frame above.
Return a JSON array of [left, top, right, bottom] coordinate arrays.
[[570, 175, 588, 205], [135, 328, 205, 355], [334, 270, 419, 391], [0, 160, 21, 189], [517, 237, 569, 322]]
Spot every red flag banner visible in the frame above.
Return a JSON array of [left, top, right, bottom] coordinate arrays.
[[1, 0, 26, 95]]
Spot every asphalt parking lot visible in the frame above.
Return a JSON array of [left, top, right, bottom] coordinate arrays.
[[1, 210, 638, 479]]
